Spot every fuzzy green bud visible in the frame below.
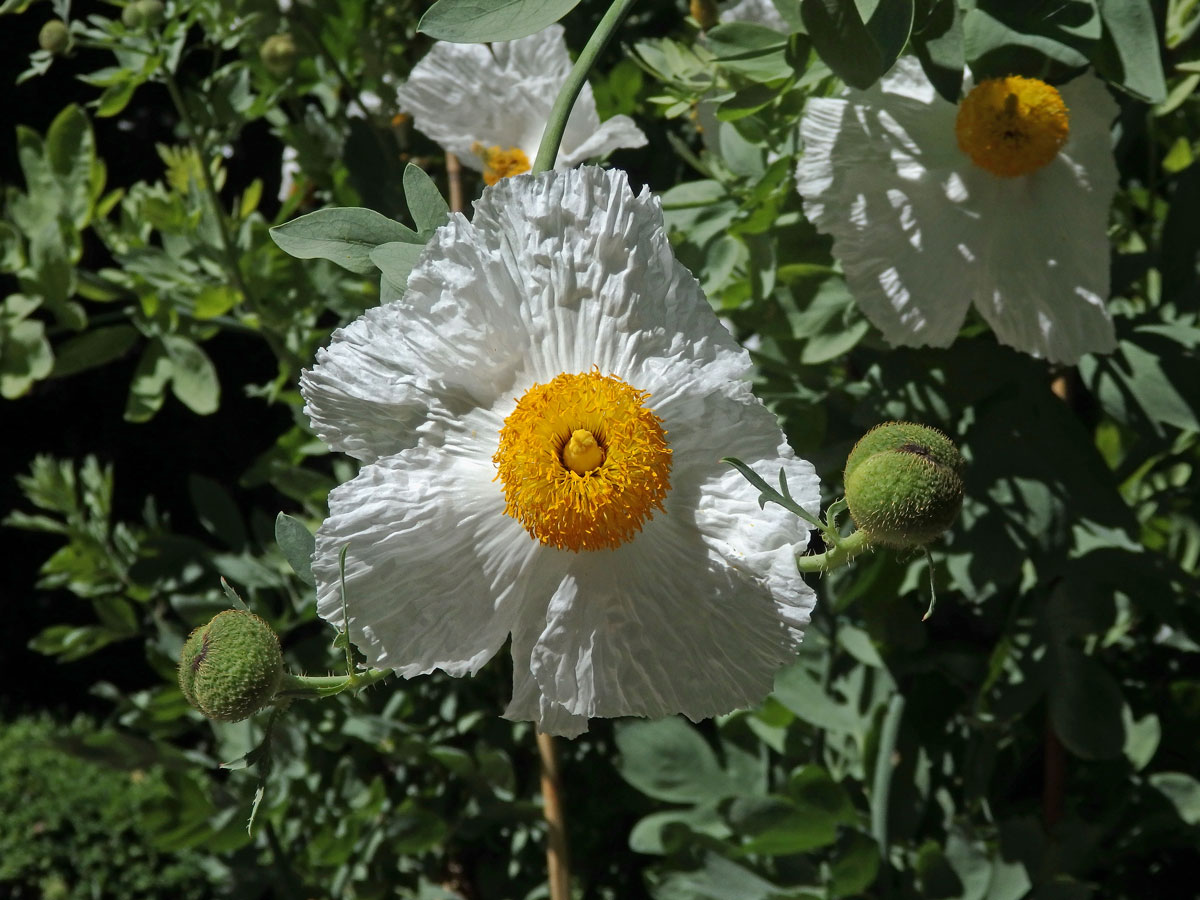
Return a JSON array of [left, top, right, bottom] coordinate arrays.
[[260, 33, 298, 77], [123, 0, 163, 29], [178, 610, 284, 722], [844, 422, 964, 549], [39, 19, 70, 54]]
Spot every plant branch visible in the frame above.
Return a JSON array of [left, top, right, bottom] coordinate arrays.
[[531, 0, 640, 174], [536, 732, 571, 900]]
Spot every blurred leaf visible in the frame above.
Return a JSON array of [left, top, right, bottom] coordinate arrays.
[[419, 0, 582, 42], [51, 325, 139, 378], [1048, 645, 1126, 760], [801, 0, 915, 89], [189, 475, 246, 550], [274, 513, 316, 588], [161, 335, 220, 415], [1095, 0, 1167, 103], [1148, 772, 1200, 825], [124, 339, 172, 422], [616, 718, 735, 803]]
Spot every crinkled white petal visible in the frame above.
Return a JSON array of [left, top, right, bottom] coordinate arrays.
[[395, 25, 644, 171], [797, 56, 1118, 364], [524, 451, 817, 724], [313, 408, 562, 678], [308, 166, 819, 735]]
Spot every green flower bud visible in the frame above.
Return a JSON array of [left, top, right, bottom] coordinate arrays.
[[121, 4, 143, 27], [844, 421, 964, 549], [136, 0, 165, 26], [260, 33, 298, 77], [178, 610, 284, 722], [38, 19, 70, 54]]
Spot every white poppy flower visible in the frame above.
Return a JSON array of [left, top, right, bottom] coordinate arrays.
[[797, 56, 1119, 364], [395, 24, 646, 185], [301, 166, 819, 737]]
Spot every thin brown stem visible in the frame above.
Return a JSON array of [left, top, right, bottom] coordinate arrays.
[[536, 732, 571, 900], [446, 152, 464, 215]]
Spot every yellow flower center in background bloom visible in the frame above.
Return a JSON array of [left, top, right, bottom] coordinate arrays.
[[954, 76, 1070, 177], [473, 142, 532, 185], [494, 371, 672, 552]]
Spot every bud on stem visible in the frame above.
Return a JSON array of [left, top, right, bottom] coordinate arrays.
[[843, 422, 964, 549], [178, 610, 284, 722]]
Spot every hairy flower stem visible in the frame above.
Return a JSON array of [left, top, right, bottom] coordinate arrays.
[[274, 668, 392, 700], [796, 528, 871, 573], [537, 733, 571, 900], [531, 0, 640, 175]]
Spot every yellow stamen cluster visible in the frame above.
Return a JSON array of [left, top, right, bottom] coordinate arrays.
[[494, 371, 672, 552], [473, 142, 532, 185], [955, 76, 1070, 177]]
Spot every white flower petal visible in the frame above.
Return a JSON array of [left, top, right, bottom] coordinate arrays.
[[395, 25, 643, 171], [313, 416, 547, 678], [527, 453, 817, 724], [797, 57, 1118, 362]]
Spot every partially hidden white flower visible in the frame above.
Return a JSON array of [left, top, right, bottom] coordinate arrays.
[[395, 24, 646, 185], [278, 145, 300, 202], [720, 0, 789, 31], [797, 56, 1119, 364], [301, 166, 819, 737]]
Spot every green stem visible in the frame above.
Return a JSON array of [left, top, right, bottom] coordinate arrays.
[[796, 529, 871, 573], [870, 693, 906, 856], [531, 0, 640, 174], [162, 71, 252, 306], [275, 668, 392, 700]]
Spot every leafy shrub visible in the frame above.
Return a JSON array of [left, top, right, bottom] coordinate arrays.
[[0, 714, 217, 900]]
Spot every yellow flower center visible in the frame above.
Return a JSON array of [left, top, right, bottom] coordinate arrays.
[[473, 142, 532, 185], [493, 370, 672, 552], [954, 76, 1070, 177]]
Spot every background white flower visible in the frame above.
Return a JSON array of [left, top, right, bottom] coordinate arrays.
[[720, 0, 789, 32], [797, 57, 1119, 365], [301, 166, 819, 737], [395, 25, 646, 183]]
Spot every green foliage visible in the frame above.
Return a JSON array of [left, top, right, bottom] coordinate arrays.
[[0, 715, 216, 900], [3, 0, 1200, 898]]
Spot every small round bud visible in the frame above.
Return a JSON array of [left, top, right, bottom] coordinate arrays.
[[260, 33, 298, 77], [136, 0, 165, 26], [844, 422, 964, 549], [178, 610, 284, 722], [121, 4, 143, 27], [39, 19, 70, 54]]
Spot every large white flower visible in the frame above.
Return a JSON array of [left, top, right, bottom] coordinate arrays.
[[301, 166, 819, 737], [797, 56, 1119, 364], [395, 25, 646, 185]]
